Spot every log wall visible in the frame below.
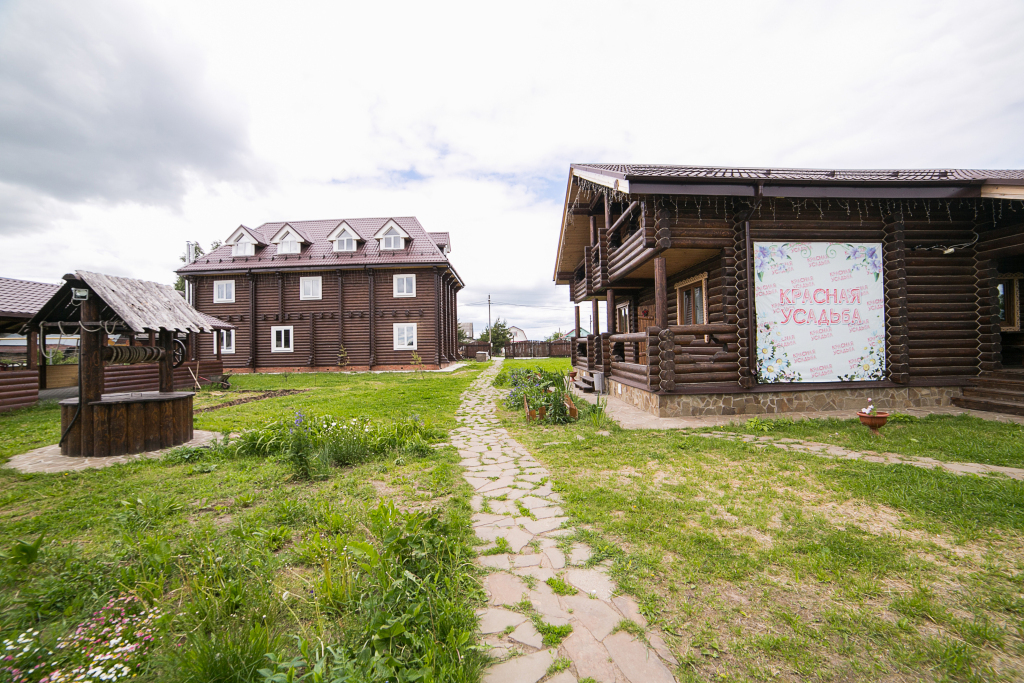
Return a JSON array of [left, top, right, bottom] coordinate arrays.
[[193, 266, 458, 370], [0, 369, 39, 412]]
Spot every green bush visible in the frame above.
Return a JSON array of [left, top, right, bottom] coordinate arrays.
[[499, 366, 595, 425]]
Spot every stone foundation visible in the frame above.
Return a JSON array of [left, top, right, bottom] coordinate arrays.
[[604, 379, 962, 418]]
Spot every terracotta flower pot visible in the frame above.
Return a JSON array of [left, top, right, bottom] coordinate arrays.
[[858, 411, 889, 435], [568, 371, 578, 380]]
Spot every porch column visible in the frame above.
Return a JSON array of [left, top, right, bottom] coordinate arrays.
[[591, 298, 600, 335], [78, 293, 103, 456], [38, 324, 47, 389], [654, 257, 668, 329], [606, 289, 616, 334], [574, 306, 580, 337]]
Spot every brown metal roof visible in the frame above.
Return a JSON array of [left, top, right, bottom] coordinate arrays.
[[0, 277, 61, 319], [572, 164, 1024, 183], [178, 216, 458, 275], [427, 231, 451, 251], [28, 271, 225, 334]]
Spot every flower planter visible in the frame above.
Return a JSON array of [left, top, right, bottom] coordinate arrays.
[[857, 411, 889, 435], [523, 397, 545, 422], [568, 371, 577, 381], [564, 394, 578, 419]]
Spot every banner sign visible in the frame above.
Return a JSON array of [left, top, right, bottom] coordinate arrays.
[[754, 241, 886, 383]]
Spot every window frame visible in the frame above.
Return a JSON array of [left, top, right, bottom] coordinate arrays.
[[219, 329, 235, 354], [393, 323, 418, 351], [271, 325, 294, 353], [393, 273, 416, 298], [616, 300, 631, 334], [333, 229, 357, 252], [675, 272, 709, 327], [300, 276, 323, 300], [998, 274, 1022, 332], [232, 240, 254, 257], [381, 228, 405, 251], [278, 238, 300, 255], [213, 280, 235, 303]]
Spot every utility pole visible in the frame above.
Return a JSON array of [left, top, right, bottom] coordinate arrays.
[[487, 294, 492, 346]]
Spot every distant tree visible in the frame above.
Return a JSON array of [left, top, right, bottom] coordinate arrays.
[[174, 241, 222, 290], [544, 330, 564, 342], [480, 318, 512, 355]]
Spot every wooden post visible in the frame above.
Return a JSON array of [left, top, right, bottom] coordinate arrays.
[[591, 298, 600, 335], [37, 324, 47, 390], [574, 306, 581, 338], [433, 266, 441, 365], [606, 289, 616, 334], [78, 293, 103, 457], [744, 221, 756, 381], [589, 215, 597, 246], [654, 257, 668, 329], [158, 330, 174, 393], [216, 331, 222, 361], [26, 327, 37, 370], [368, 269, 375, 367], [337, 270, 345, 366], [248, 273, 257, 369]]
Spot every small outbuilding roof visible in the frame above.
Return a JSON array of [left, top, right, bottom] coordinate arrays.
[[1, 277, 62, 333], [26, 270, 234, 335]]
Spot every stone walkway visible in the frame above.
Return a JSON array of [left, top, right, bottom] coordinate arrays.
[[696, 431, 1024, 480], [4, 430, 221, 474], [454, 359, 678, 683]]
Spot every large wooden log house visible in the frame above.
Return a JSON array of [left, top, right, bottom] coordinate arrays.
[[177, 217, 463, 371], [554, 165, 1024, 416]]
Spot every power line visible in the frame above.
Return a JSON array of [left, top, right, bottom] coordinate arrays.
[[461, 301, 568, 310]]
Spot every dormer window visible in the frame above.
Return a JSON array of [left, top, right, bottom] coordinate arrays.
[[334, 229, 357, 252], [279, 237, 300, 254], [381, 228, 404, 250], [232, 240, 255, 257], [225, 225, 265, 257]]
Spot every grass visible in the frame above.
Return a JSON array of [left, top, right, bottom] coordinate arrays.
[[0, 363, 490, 682], [722, 412, 1024, 468], [501, 401, 1024, 682]]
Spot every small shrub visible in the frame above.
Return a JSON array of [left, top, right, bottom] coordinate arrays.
[[545, 575, 577, 596]]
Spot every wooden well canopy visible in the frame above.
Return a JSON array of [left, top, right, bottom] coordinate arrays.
[[27, 270, 229, 336], [25, 270, 233, 458]]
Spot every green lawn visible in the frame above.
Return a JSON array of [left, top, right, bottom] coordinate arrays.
[[501, 406, 1024, 682], [718, 412, 1024, 468], [0, 363, 490, 682]]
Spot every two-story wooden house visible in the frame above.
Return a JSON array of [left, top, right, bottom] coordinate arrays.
[[177, 217, 463, 371], [555, 164, 1024, 417]]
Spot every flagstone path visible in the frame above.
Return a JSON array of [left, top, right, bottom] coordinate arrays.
[[454, 359, 678, 683], [696, 431, 1024, 480]]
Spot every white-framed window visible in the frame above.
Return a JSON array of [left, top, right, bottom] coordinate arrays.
[[232, 240, 255, 257], [271, 326, 293, 352], [219, 329, 235, 354], [393, 274, 416, 297], [334, 229, 357, 252], [300, 276, 322, 300], [394, 323, 417, 350], [214, 280, 235, 303], [381, 228, 404, 250], [278, 237, 300, 254]]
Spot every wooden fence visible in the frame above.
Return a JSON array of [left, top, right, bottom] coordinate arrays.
[[459, 341, 492, 358], [505, 340, 572, 359]]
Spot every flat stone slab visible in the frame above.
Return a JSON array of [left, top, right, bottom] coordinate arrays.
[[523, 517, 568, 535], [543, 547, 566, 569], [476, 526, 533, 553], [562, 594, 622, 642], [485, 572, 530, 606], [545, 672, 577, 683], [534, 506, 565, 519], [478, 608, 527, 634], [518, 495, 555, 510], [529, 584, 572, 620], [4, 430, 222, 474], [612, 595, 647, 627], [565, 569, 616, 601], [562, 626, 617, 683], [478, 554, 511, 570], [568, 544, 592, 565], [649, 633, 678, 666], [603, 631, 675, 683], [481, 647, 556, 683], [509, 621, 543, 649]]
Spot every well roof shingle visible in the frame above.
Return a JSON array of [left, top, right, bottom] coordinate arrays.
[[572, 164, 1024, 183]]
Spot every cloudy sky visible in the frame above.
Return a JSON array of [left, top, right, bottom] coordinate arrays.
[[1, 0, 1022, 338]]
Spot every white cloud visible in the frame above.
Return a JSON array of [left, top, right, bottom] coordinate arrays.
[[1, 0, 1022, 336]]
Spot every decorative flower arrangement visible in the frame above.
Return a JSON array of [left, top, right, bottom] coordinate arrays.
[[836, 243, 882, 280], [837, 338, 886, 381], [859, 398, 877, 416]]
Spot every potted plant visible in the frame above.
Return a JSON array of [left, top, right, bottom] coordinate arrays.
[[857, 398, 889, 435]]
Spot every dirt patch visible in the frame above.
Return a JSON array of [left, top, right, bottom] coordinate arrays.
[[194, 389, 311, 413]]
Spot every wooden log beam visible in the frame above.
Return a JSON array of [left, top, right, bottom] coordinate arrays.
[[606, 289, 616, 334]]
